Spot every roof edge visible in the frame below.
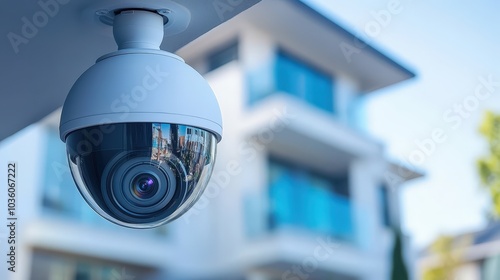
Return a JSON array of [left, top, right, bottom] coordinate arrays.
[[290, 0, 416, 80]]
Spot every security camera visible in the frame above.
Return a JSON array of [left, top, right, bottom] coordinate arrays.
[[59, 9, 222, 228]]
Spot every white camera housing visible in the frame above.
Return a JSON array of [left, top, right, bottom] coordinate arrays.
[[59, 10, 222, 228]]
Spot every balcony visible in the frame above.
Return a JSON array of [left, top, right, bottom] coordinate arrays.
[[247, 50, 335, 114], [267, 158, 354, 242], [239, 91, 388, 264], [240, 93, 383, 178]]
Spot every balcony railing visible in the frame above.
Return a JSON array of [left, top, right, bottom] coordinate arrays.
[[243, 159, 355, 241], [247, 50, 335, 113]]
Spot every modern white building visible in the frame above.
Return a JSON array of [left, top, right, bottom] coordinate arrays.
[[0, 0, 421, 279]]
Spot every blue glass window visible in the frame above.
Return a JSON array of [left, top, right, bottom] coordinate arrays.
[[268, 158, 353, 240], [248, 50, 334, 113]]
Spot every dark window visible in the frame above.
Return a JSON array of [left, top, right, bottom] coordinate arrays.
[[207, 40, 239, 71], [30, 250, 152, 280], [379, 186, 392, 228]]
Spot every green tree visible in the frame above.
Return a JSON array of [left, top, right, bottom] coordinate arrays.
[[478, 111, 500, 215], [422, 236, 470, 280], [390, 228, 409, 280]]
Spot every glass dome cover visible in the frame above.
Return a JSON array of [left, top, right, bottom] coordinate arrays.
[[66, 123, 217, 228]]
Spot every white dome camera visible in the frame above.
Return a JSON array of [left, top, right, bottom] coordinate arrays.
[[59, 9, 222, 228]]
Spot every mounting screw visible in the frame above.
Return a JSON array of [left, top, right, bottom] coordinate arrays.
[[157, 9, 172, 16], [96, 9, 110, 16]]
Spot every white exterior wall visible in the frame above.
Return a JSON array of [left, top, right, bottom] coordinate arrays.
[[350, 159, 387, 280], [335, 76, 359, 127], [455, 263, 481, 280]]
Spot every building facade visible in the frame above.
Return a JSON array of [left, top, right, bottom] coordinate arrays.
[[418, 222, 500, 280], [0, 1, 420, 279]]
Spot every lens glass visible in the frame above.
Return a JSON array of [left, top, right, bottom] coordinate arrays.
[[131, 174, 159, 200], [66, 123, 217, 228]]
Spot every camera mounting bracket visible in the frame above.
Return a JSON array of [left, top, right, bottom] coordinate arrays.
[[82, 0, 262, 52], [111, 10, 168, 50], [93, 2, 191, 39]]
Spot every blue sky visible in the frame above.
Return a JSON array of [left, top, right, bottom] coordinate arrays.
[[303, 0, 500, 247]]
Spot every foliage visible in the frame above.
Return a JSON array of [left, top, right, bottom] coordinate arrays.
[[422, 235, 470, 280], [478, 111, 500, 215]]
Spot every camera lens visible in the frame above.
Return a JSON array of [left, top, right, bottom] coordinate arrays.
[[66, 124, 218, 227], [131, 174, 159, 200], [121, 166, 168, 209], [98, 152, 191, 224]]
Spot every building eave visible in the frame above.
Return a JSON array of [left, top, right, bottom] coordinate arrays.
[[386, 161, 425, 185], [289, 0, 416, 80], [240, 0, 416, 93]]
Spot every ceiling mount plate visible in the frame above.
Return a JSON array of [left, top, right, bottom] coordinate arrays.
[[95, 9, 170, 26], [80, 0, 261, 51], [87, 0, 191, 37]]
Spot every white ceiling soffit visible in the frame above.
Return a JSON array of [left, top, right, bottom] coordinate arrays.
[[0, 0, 261, 142]]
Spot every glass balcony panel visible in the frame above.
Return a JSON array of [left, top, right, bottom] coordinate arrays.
[[248, 50, 334, 113], [267, 159, 354, 241]]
